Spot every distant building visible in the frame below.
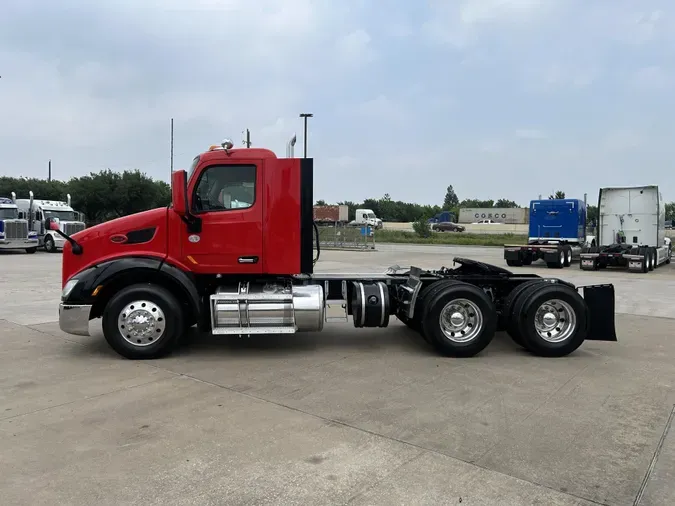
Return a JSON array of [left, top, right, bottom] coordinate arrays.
[[458, 207, 529, 224]]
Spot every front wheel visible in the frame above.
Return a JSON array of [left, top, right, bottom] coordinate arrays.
[[102, 283, 184, 359], [44, 235, 57, 253]]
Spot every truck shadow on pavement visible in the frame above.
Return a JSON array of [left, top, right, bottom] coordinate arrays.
[[70, 323, 598, 361]]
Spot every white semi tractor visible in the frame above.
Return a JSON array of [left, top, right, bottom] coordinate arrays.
[[14, 192, 86, 253], [0, 193, 39, 253], [580, 185, 672, 272]]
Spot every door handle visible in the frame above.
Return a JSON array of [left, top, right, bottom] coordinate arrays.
[[238, 256, 259, 264]]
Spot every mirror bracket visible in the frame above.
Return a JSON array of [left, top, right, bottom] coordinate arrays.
[[181, 214, 202, 234]]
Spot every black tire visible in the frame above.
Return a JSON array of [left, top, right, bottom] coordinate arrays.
[[546, 248, 565, 269], [563, 246, 572, 267], [25, 247, 37, 254], [420, 282, 497, 357], [101, 283, 184, 359], [514, 283, 588, 357], [506, 259, 522, 267], [639, 247, 648, 273], [410, 280, 461, 342], [501, 280, 548, 346], [649, 248, 656, 271], [521, 257, 532, 266], [44, 235, 56, 253]]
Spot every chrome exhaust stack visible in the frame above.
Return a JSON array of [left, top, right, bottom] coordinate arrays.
[[286, 134, 297, 158]]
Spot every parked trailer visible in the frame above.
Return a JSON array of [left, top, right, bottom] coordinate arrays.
[[504, 198, 595, 269], [56, 138, 617, 361], [313, 204, 349, 223], [580, 185, 672, 272]]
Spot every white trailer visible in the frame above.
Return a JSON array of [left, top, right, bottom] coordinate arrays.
[[580, 185, 672, 272], [15, 192, 87, 253]]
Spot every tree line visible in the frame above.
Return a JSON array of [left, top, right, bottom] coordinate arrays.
[[0, 170, 171, 225], [2, 172, 674, 226], [319, 187, 604, 223]]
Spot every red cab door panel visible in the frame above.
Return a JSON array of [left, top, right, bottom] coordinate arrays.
[[181, 161, 263, 274]]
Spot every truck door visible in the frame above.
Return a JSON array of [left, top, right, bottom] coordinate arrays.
[[181, 161, 263, 274]]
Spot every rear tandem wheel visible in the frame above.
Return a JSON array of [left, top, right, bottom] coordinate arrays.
[[419, 281, 498, 358], [509, 282, 588, 357]]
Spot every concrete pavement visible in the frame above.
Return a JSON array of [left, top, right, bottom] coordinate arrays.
[[1, 247, 674, 505]]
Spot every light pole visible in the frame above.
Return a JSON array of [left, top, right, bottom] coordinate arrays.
[[299, 113, 313, 158]]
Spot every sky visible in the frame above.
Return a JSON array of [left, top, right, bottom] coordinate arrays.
[[1, 0, 674, 207]]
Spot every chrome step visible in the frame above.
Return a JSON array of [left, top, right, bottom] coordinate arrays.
[[324, 280, 348, 322]]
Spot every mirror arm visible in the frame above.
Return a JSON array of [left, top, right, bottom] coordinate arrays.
[[180, 213, 202, 234]]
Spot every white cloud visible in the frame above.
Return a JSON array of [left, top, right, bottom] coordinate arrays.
[[1, 0, 675, 205], [335, 29, 376, 67], [515, 129, 546, 140], [631, 65, 673, 90]]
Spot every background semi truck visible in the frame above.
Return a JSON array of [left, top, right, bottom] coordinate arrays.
[[349, 208, 382, 229], [57, 137, 617, 362], [0, 194, 39, 253], [579, 185, 672, 272], [15, 192, 87, 253], [503, 198, 595, 269]]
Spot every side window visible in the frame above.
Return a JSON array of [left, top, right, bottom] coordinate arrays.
[[192, 164, 257, 212]]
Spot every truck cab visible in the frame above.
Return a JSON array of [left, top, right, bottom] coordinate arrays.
[[349, 208, 382, 229], [580, 185, 672, 272], [528, 199, 589, 244], [0, 194, 39, 253], [15, 192, 86, 253]]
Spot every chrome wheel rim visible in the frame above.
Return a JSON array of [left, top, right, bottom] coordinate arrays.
[[534, 298, 576, 343], [560, 250, 565, 265], [439, 298, 483, 343], [566, 249, 572, 263], [118, 300, 166, 347]]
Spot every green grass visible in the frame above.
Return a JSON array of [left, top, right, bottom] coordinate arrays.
[[376, 229, 526, 247]]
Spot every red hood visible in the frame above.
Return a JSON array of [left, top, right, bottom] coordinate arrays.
[[62, 207, 169, 286]]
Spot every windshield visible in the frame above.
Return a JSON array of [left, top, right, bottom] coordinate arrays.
[[367, 212, 376, 218], [187, 156, 200, 182], [0, 208, 18, 219], [44, 210, 77, 221]]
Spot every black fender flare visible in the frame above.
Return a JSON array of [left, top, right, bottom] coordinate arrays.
[[64, 256, 201, 323]]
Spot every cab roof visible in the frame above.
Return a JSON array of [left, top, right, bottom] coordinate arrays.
[[197, 147, 279, 162]]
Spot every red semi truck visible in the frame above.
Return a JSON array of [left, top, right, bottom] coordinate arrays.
[[56, 139, 617, 360]]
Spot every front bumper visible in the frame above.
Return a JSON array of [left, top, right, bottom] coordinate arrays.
[[59, 303, 92, 336], [0, 238, 39, 248]]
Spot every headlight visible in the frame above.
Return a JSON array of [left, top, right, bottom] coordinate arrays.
[[62, 279, 79, 300]]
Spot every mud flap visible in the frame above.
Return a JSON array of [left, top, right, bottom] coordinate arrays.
[[581, 284, 617, 341], [504, 248, 521, 262]]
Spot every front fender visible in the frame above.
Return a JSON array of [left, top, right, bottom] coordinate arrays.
[[63, 256, 201, 322]]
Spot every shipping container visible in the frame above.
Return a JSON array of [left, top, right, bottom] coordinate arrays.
[[458, 207, 528, 224], [313, 205, 349, 223]]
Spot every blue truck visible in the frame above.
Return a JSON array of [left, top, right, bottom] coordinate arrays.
[[427, 210, 455, 224], [503, 198, 595, 269]]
